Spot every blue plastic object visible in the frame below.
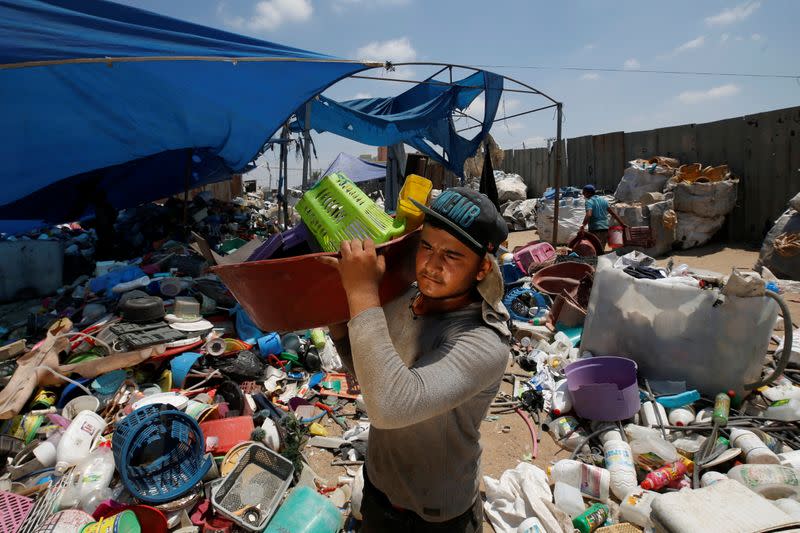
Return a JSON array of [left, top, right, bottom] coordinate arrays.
[[89, 266, 145, 295], [170, 352, 203, 389], [656, 390, 701, 409], [233, 304, 263, 345], [501, 259, 525, 285], [257, 332, 283, 357], [263, 486, 343, 533], [503, 287, 550, 322], [113, 404, 211, 504]]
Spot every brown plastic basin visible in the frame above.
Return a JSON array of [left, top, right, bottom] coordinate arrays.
[[212, 230, 420, 332]]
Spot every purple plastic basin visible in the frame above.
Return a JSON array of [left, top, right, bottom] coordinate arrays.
[[565, 356, 640, 421]]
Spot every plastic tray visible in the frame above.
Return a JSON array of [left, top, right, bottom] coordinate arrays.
[[211, 443, 293, 531], [212, 229, 419, 332]]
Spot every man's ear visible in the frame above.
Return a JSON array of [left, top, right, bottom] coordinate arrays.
[[475, 255, 492, 282]]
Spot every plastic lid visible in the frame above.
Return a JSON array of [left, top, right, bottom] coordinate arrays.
[[98, 441, 112, 449]]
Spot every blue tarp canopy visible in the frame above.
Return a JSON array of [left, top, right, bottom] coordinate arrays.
[[0, 0, 368, 225], [323, 152, 386, 183], [292, 71, 503, 178]]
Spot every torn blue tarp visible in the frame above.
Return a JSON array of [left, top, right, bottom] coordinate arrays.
[[0, 0, 368, 224], [292, 71, 503, 177], [323, 152, 386, 183]]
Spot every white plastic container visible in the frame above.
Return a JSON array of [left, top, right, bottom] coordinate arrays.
[[603, 439, 638, 499], [778, 449, 800, 469], [553, 481, 585, 518], [55, 411, 106, 475], [765, 398, 800, 421], [763, 384, 800, 403], [549, 459, 610, 502], [518, 517, 546, 533], [624, 424, 662, 442], [78, 441, 115, 505], [727, 464, 800, 499], [640, 401, 670, 434], [619, 488, 657, 528], [730, 429, 780, 464], [695, 407, 714, 424], [667, 405, 695, 427], [773, 498, 800, 519], [700, 471, 728, 487], [551, 379, 573, 417], [629, 436, 679, 471]]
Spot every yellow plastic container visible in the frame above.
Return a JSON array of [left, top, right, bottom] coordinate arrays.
[[395, 174, 432, 232]]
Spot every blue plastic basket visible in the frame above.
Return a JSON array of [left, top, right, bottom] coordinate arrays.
[[503, 287, 551, 322], [113, 404, 211, 503]]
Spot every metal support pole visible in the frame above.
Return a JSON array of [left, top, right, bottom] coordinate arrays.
[[551, 103, 563, 246], [301, 102, 312, 191], [280, 126, 290, 228], [182, 149, 192, 238]]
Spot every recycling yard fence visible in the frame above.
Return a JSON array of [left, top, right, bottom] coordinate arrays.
[[499, 105, 800, 243]]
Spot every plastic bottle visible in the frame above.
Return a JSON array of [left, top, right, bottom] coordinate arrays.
[[765, 398, 800, 421], [55, 411, 107, 475], [547, 416, 589, 453], [518, 517, 546, 533], [603, 438, 637, 499], [549, 459, 610, 502], [639, 401, 669, 433], [619, 488, 657, 528], [729, 429, 780, 464], [667, 405, 695, 427], [640, 460, 689, 491], [551, 380, 573, 417], [629, 435, 679, 471], [762, 384, 800, 403], [712, 392, 731, 426], [778, 449, 800, 469], [572, 503, 609, 533], [78, 441, 115, 506], [700, 471, 728, 487], [553, 481, 585, 518], [727, 464, 800, 499]]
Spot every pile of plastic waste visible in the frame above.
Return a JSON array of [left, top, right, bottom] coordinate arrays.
[[486, 237, 800, 532]]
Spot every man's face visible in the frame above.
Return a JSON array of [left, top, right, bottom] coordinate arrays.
[[415, 225, 488, 299]]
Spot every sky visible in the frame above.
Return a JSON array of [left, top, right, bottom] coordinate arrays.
[[113, 0, 800, 187]]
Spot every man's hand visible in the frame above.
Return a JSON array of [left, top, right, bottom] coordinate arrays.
[[317, 239, 386, 318]]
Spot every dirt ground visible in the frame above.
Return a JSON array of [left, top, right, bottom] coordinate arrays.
[[306, 230, 796, 531]]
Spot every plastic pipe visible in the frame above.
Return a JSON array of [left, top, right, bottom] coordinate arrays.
[[746, 291, 792, 390]]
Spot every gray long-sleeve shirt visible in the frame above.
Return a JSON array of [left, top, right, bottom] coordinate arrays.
[[334, 282, 510, 522]]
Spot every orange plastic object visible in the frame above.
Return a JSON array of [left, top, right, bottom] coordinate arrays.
[[212, 229, 420, 332], [199, 416, 254, 454]]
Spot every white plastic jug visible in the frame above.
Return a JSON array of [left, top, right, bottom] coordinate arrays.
[[619, 488, 657, 528], [700, 471, 728, 487], [765, 398, 800, 421], [778, 449, 800, 469], [551, 379, 573, 417], [549, 459, 610, 502], [639, 401, 670, 434], [727, 464, 800, 499], [667, 406, 695, 427], [55, 411, 106, 475], [553, 481, 585, 518]]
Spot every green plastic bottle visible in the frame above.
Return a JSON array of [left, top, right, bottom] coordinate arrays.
[[712, 392, 731, 426], [572, 503, 609, 533]]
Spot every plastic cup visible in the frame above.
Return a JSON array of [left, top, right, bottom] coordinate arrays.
[[257, 332, 282, 357]]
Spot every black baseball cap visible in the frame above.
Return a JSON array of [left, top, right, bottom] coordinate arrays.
[[411, 187, 508, 256]]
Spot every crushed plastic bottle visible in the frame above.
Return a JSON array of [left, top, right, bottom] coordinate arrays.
[[78, 441, 115, 511]]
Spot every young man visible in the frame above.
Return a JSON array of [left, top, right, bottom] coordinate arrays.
[[579, 184, 625, 250], [321, 187, 510, 532]]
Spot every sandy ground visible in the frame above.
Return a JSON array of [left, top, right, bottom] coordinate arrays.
[[306, 230, 796, 531]]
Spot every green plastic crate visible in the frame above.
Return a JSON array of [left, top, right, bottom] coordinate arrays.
[[296, 172, 405, 252]]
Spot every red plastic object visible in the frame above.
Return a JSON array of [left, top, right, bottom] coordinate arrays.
[[199, 416, 254, 454], [532, 262, 594, 298], [513, 241, 555, 274], [212, 229, 420, 332], [568, 232, 603, 257]]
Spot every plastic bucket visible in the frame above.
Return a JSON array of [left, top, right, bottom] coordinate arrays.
[[565, 356, 640, 421], [81, 509, 141, 533], [263, 486, 342, 533], [608, 226, 624, 249], [257, 332, 282, 357]]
